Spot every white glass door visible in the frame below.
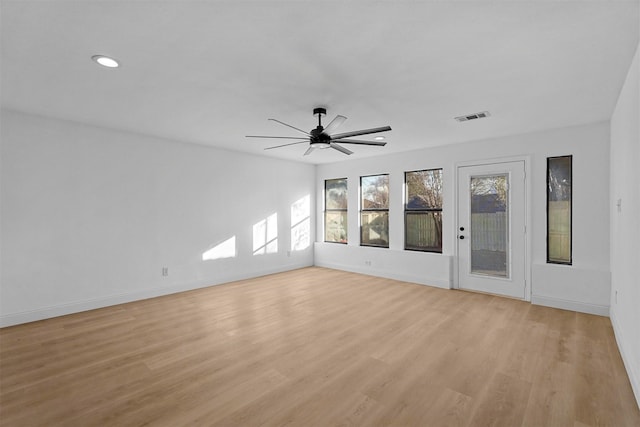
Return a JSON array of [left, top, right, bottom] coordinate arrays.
[[457, 161, 526, 299]]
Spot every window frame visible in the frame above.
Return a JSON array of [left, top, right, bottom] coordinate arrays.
[[546, 155, 573, 265], [324, 178, 348, 244], [360, 174, 390, 248], [404, 168, 443, 253]]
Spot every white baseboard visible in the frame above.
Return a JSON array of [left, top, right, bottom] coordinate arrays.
[[314, 261, 451, 289], [610, 310, 640, 410], [0, 263, 311, 328], [531, 294, 609, 316]]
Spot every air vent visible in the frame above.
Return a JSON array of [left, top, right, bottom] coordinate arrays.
[[455, 111, 491, 122]]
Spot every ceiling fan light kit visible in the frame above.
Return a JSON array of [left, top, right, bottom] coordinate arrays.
[[247, 108, 391, 156]]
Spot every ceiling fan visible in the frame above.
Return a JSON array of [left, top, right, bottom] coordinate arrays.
[[247, 107, 391, 156]]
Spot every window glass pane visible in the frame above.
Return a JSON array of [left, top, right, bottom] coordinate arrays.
[[325, 178, 347, 244], [406, 169, 442, 209], [404, 168, 443, 253], [361, 212, 389, 247], [470, 174, 509, 278], [325, 211, 348, 243], [361, 175, 389, 209], [326, 178, 348, 210], [548, 156, 572, 264], [406, 212, 442, 251]]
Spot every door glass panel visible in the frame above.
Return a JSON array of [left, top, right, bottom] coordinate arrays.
[[470, 174, 509, 278]]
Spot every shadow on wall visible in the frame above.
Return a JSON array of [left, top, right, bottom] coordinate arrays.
[[201, 195, 310, 261], [291, 195, 310, 252]]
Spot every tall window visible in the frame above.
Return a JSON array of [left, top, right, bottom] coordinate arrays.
[[324, 178, 348, 243], [405, 169, 443, 252], [361, 174, 389, 247], [547, 156, 572, 264]]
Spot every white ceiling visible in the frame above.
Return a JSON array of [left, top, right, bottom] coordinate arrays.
[[1, 0, 639, 164]]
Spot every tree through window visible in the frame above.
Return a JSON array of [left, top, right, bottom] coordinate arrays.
[[361, 174, 389, 247], [405, 169, 443, 252]]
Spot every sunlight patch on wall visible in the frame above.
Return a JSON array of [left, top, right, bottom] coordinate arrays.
[[253, 213, 278, 255], [202, 236, 237, 261], [291, 195, 310, 251]]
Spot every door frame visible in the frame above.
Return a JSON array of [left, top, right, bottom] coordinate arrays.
[[454, 156, 532, 301]]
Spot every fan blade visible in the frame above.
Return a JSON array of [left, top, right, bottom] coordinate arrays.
[[247, 135, 308, 140], [323, 115, 347, 135], [333, 139, 387, 146], [303, 146, 315, 156], [264, 141, 308, 150], [330, 126, 392, 140], [330, 143, 353, 155], [268, 119, 310, 136]]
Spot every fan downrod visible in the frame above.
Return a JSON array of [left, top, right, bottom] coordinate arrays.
[[311, 108, 330, 148], [313, 107, 327, 129]]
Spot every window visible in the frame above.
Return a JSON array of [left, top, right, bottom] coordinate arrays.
[[361, 174, 389, 247], [405, 169, 443, 252], [547, 156, 572, 264], [324, 178, 348, 243]]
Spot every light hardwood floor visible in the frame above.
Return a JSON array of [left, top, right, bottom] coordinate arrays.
[[1, 267, 638, 426]]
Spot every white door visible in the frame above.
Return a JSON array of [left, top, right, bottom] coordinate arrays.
[[457, 161, 526, 299]]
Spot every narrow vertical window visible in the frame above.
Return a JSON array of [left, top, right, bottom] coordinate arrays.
[[324, 178, 348, 243], [361, 174, 389, 247], [547, 155, 572, 264], [405, 169, 443, 252]]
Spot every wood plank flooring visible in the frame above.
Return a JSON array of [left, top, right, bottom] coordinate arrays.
[[1, 267, 638, 426]]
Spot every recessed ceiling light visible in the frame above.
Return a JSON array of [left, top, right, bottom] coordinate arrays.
[[374, 136, 385, 141], [91, 55, 119, 68]]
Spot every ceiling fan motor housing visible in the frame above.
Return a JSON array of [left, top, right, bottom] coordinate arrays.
[[310, 127, 331, 148]]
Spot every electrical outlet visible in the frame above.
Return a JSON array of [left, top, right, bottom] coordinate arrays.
[[365, 260, 372, 266], [162, 267, 169, 277]]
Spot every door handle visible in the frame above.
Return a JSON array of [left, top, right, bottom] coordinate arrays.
[[459, 235, 465, 240]]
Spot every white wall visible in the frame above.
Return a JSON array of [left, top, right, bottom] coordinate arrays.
[[610, 40, 640, 407], [0, 109, 615, 327], [0, 110, 315, 326], [316, 121, 611, 315]]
